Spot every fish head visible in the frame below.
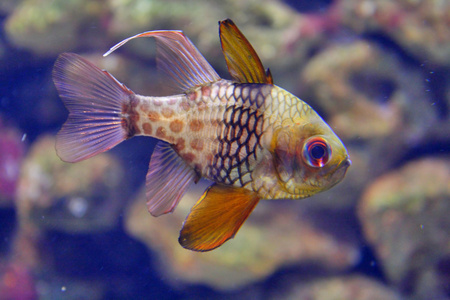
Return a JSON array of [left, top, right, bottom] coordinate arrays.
[[272, 115, 351, 198]]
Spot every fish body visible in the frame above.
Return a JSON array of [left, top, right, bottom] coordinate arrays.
[[54, 19, 350, 251]]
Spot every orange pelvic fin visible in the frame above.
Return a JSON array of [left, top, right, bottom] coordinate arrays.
[[179, 184, 260, 251]]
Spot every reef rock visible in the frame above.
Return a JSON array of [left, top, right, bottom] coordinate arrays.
[[301, 40, 435, 141], [358, 158, 450, 299], [17, 135, 126, 233], [340, 0, 450, 65], [268, 275, 402, 300]]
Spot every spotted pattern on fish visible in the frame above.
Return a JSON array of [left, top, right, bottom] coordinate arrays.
[[122, 95, 142, 137]]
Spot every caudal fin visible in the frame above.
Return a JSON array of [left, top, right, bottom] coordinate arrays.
[[53, 53, 134, 163]]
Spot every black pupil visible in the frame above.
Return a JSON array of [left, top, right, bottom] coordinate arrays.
[[310, 144, 326, 160]]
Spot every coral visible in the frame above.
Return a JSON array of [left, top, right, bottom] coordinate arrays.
[[358, 158, 450, 298], [0, 118, 24, 206], [0, 261, 37, 300]]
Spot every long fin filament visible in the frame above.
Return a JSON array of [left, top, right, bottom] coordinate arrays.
[[103, 30, 220, 92]]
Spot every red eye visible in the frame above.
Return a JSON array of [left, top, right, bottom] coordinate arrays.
[[303, 137, 331, 167]]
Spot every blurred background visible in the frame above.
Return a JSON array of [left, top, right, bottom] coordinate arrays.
[[0, 0, 449, 299]]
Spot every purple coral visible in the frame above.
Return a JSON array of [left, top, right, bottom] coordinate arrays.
[[0, 118, 24, 204]]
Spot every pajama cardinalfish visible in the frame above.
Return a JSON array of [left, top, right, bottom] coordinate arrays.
[[53, 19, 351, 251]]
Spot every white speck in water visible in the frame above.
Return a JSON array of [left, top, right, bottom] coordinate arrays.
[[68, 197, 88, 218], [61, 286, 66, 292], [21, 133, 27, 142]]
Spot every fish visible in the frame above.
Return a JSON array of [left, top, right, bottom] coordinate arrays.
[[53, 19, 351, 252]]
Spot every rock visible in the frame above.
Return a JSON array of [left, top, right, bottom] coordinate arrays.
[[268, 275, 402, 300], [0, 0, 19, 15], [16, 135, 127, 233], [358, 158, 450, 298], [4, 0, 322, 72], [4, 0, 111, 56], [340, 0, 450, 65], [9, 135, 137, 299], [301, 40, 435, 141]]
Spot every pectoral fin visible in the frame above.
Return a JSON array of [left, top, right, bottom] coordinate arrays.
[[219, 19, 273, 84], [179, 184, 260, 251]]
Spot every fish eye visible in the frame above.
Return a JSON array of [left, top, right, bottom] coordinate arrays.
[[303, 137, 331, 168]]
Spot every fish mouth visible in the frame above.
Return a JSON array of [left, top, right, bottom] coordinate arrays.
[[328, 156, 351, 186], [341, 156, 352, 169], [278, 155, 351, 196]]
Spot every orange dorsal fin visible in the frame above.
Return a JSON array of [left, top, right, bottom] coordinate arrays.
[[179, 184, 260, 251], [219, 19, 273, 84]]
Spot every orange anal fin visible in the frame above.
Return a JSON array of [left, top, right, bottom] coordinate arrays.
[[219, 19, 273, 84], [179, 184, 260, 251]]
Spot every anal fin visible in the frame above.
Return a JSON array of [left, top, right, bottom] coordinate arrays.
[[146, 141, 198, 217], [179, 184, 260, 251]]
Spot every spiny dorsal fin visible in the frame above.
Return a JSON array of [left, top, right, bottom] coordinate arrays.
[[179, 184, 260, 251], [146, 141, 198, 217], [104, 30, 221, 92], [219, 19, 273, 84]]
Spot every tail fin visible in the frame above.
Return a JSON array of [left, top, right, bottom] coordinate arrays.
[[53, 53, 134, 163]]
